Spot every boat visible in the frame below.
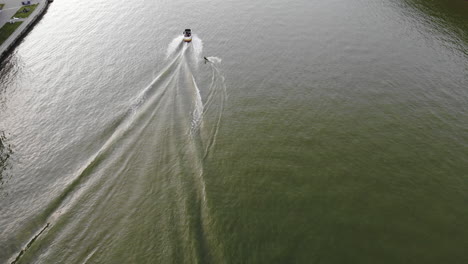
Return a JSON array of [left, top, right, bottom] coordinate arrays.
[[183, 29, 192, 42]]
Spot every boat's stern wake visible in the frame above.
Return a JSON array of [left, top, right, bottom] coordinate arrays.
[[8, 36, 227, 264]]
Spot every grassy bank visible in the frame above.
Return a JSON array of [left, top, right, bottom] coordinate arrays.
[[0, 4, 5, 10], [12, 4, 39, 19], [0, 22, 23, 46]]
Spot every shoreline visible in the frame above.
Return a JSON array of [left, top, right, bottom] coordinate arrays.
[[0, 0, 49, 62]]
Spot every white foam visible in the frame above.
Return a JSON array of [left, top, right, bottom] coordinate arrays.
[[207, 57, 222, 64], [191, 74, 204, 132], [166, 36, 183, 58], [191, 35, 203, 64]]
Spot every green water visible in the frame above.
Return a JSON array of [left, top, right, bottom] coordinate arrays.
[[0, 0, 467, 263]]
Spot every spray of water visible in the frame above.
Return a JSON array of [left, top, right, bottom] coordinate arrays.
[[167, 35, 203, 63], [206, 57, 222, 64], [166, 36, 184, 58], [191, 35, 204, 64]]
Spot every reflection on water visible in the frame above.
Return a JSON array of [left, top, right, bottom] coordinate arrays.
[[0, 0, 467, 262], [0, 53, 23, 109], [403, 0, 468, 46], [0, 131, 13, 186], [4, 36, 227, 264]]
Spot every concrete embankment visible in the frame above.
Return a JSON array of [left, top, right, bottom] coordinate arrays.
[[0, 0, 49, 61]]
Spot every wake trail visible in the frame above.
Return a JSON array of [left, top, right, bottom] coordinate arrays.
[[7, 43, 188, 264], [8, 35, 227, 264], [198, 57, 227, 158]]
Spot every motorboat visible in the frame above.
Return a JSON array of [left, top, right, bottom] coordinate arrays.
[[183, 29, 192, 42]]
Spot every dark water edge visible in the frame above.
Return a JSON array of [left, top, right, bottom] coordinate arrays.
[[403, 0, 468, 46], [201, 1, 468, 263], [0, 131, 12, 185]]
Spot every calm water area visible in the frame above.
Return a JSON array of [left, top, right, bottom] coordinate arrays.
[[0, 0, 467, 263]]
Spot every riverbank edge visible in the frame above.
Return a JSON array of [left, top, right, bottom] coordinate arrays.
[[0, 0, 49, 62]]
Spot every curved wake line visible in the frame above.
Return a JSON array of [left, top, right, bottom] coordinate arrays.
[[200, 59, 227, 159], [10, 223, 49, 264]]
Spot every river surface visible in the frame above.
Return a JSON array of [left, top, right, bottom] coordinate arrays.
[[1, 0, 467, 263]]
